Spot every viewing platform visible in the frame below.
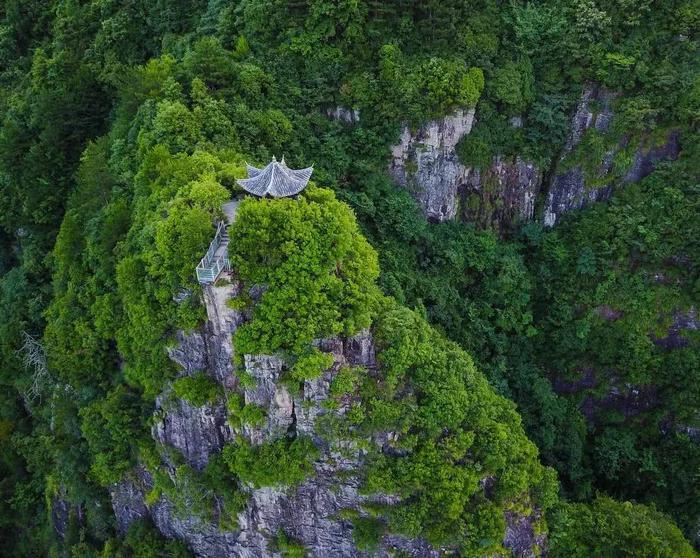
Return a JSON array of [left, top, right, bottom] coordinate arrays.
[[196, 157, 313, 284], [195, 200, 238, 284]]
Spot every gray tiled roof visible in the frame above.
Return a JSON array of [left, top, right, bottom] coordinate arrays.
[[237, 156, 313, 197]]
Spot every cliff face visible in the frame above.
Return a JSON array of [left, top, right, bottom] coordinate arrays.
[[390, 84, 680, 231], [110, 279, 547, 558], [462, 156, 540, 234], [543, 84, 680, 227], [389, 108, 475, 222], [110, 279, 402, 558]]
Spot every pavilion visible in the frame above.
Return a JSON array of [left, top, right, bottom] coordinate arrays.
[[196, 157, 312, 283], [236, 156, 313, 197]]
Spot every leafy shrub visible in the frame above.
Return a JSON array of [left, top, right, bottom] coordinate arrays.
[[80, 387, 145, 485], [229, 186, 380, 358], [549, 497, 697, 558], [288, 348, 334, 383], [274, 530, 306, 558], [329, 366, 361, 397], [352, 517, 385, 553], [354, 299, 558, 547], [172, 373, 222, 407], [223, 436, 319, 488]]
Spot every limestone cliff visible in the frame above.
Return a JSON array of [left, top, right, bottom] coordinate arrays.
[[110, 279, 547, 558], [389, 108, 475, 222], [388, 110, 541, 232], [543, 84, 680, 227], [389, 84, 680, 231]]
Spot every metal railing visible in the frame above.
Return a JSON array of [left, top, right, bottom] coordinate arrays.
[[196, 256, 230, 283], [202, 221, 226, 267], [196, 221, 230, 284]]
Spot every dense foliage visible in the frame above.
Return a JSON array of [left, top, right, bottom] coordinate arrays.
[[0, 0, 697, 556], [229, 187, 380, 357], [549, 496, 697, 558], [360, 300, 557, 552]]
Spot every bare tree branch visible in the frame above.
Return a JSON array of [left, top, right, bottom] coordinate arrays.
[[18, 331, 53, 406]]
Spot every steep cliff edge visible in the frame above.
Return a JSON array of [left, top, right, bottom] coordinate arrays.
[[543, 84, 681, 227], [389, 108, 475, 222], [110, 191, 555, 558], [389, 84, 680, 231], [112, 282, 549, 558]]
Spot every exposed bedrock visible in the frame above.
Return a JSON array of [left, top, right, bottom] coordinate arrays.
[[543, 83, 680, 227], [463, 156, 541, 233], [389, 108, 475, 222], [111, 280, 546, 557], [388, 109, 543, 230], [389, 84, 680, 231]]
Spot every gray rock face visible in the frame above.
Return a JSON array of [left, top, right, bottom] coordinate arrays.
[[326, 106, 360, 124], [202, 282, 245, 386], [51, 497, 79, 539], [242, 354, 294, 444], [543, 84, 680, 227], [463, 156, 541, 232], [151, 282, 244, 471], [653, 307, 698, 349], [389, 84, 680, 232], [389, 108, 475, 222], [152, 391, 233, 471], [504, 509, 548, 558], [389, 109, 543, 231], [112, 281, 546, 557], [622, 131, 680, 184], [150, 492, 240, 556], [110, 468, 150, 534], [167, 330, 207, 375], [543, 84, 617, 227]]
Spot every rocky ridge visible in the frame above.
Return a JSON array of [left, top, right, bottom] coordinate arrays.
[[388, 84, 681, 231], [110, 277, 548, 557], [110, 278, 412, 557]]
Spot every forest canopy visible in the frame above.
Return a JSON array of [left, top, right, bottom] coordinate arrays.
[[0, 0, 698, 556]]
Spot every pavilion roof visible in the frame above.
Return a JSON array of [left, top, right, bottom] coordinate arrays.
[[237, 156, 313, 197]]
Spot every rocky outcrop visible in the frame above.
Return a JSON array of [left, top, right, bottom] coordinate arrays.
[[389, 108, 475, 222], [151, 282, 243, 471], [504, 509, 548, 558], [152, 392, 233, 470], [110, 468, 150, 534], [389, 109, 542, 231], [51, 497, 81, 539], [242, 354, 294, 444], [112, 277, 546, 557], [542, 84, 616, 227], [622, 131, 681, 184], [463, 156, 541, 233], [389, 84, 681, 231], [326, 106, 360, 124], [653, 308, 698, 350], [543, 84, 680, 227]]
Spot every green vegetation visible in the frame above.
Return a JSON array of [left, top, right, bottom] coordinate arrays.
[[352, 516, 385, 554], [229, 188, 380, 358], [0, 0, 697, 556], [93, 519, 192, 558], [223, 436, 319, 488], [524, 157, 700, 536], [172, 373, 222, 407], [273, 530, 307, 558], [549, 496, 697, 558], [357, 300, 558, 550]]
